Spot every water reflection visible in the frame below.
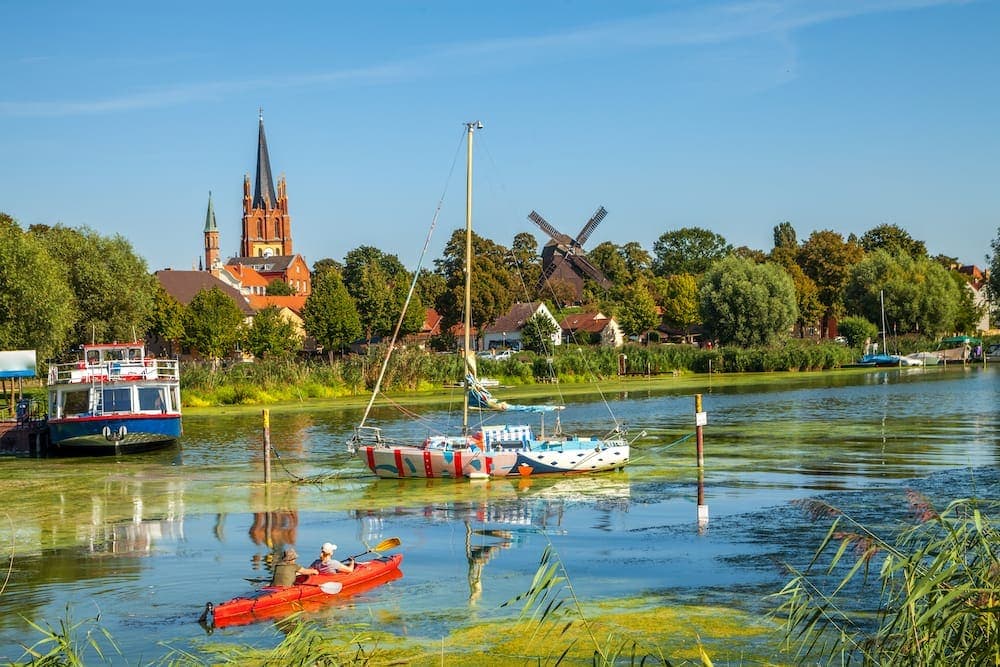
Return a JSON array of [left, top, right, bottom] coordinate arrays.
[[465, 521, 512, 604]]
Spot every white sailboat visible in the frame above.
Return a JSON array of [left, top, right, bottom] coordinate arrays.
[[348, 122, 634, 479]]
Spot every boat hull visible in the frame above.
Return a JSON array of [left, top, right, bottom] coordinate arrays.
[[48, 414, 181, 455], [355, 440, 629, 479], [207, 554, 403, 628]]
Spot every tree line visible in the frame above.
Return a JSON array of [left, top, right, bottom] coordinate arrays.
[[1, 210, 995, 366]]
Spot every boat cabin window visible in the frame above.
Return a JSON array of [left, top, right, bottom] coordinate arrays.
[[129, 348, 143, 360], [86, 350, 100, 365], [102, 387, 132, 412], [138, 387, 165, 412], [61, 391, 91, 417]]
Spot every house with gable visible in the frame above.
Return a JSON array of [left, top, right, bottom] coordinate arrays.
[[559, 312, 624, 347], [482, 302, 561, 351], [152, 269, 256, 359], [958, 264, 992, 332], [403, 308, 444, 349]]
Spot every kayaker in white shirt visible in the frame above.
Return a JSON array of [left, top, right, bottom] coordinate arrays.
[[309, 542, 355, 574]]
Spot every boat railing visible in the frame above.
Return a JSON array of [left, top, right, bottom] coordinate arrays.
[[48, 358, 180, 385]]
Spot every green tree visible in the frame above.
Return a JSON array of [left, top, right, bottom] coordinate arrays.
[[434, 229, 517, 330], [312, 258, 343, 279], [652, 227, 732, 276], [265, 279, 296, 296], [519, 312, 559, 354], [183, 287, 245, 361], [845, 250, 960, 336], [149, 283, 186, 356], [988, 228, 1000, 323], [836, 315, 878, 349], [950, 271, 986, 333], [617, 283, 659, 340], [589, 241, 630, 285], [621, 241, 653, 280], [343, 246, 422, 341], [415, 269, 446, 315], [698, 256, 798, 347], [785, 263, 823, 338], [30, 224, 156, 344], [509, 232, 541, 296], [658, 273, 699, 340], [798, 230, 864, 337], [0, 213, 75, 361], [245, 306, 300, 359], [859, 223, 928, 258], [302, 270, 362, 356]]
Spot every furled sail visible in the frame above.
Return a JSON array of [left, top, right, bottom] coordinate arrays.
[[466, 374, 563, 413]]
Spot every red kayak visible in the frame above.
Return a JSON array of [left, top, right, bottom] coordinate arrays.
[[201, 553, 403, 628]]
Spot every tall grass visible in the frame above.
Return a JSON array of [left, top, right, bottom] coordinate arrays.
[[770, 493, 1000, 664], [14, 605, 121, 666]]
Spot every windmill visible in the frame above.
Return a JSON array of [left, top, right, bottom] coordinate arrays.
[[528, 206, 611, 301]]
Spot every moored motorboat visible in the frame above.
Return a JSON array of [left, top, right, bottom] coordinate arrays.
[[46, 342, 181, 455], [906, 351, 941, 366], [201, 553, 403, 628]]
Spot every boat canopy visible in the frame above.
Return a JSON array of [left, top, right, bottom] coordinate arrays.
[[937, 335, 981, 347]]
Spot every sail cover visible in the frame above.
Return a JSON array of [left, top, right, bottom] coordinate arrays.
[[466, 374, 563, 413]]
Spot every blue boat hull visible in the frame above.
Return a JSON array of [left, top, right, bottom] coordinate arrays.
[[48, 414, 182, 455]]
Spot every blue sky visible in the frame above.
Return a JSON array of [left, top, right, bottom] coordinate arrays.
[[3, 1, 997, 274]]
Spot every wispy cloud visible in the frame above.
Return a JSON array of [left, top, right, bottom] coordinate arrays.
[[0, 0, 962, 117]]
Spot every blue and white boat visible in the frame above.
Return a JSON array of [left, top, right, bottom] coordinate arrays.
[[46, 342, 182, 455]]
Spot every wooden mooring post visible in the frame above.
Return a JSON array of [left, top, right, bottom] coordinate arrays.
[[695, 394, 708, 528], [262, 409, 272, 485]]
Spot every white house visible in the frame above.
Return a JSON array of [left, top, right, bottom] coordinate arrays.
[[482, 302, 561, 351]]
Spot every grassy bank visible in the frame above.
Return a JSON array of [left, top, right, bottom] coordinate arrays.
[[181, 340, 858, 408]]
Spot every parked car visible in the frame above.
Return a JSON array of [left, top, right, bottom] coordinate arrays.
[[478, 350, 512, 360]]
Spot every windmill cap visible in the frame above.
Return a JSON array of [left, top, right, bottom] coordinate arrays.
[[321, 542, 336, 554]]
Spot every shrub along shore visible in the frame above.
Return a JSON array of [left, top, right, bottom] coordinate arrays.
[[181, 340, 862, 408]]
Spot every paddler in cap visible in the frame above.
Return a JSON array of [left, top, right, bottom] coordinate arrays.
[[270, 546, 319, 587]]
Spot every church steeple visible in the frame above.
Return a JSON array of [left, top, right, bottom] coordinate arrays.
[[241, 110, 292, 258], [203, 191, 220, 271], [253, 109, 277, 209]]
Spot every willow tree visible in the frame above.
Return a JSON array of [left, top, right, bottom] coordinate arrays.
[[845, 250, 960, 336], [698, 256, 798, 348]]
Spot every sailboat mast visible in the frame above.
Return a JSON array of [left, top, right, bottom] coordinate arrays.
[[462, 121, 481, 434], [880, 289, 888, 353]]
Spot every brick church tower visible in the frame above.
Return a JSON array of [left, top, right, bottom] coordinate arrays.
[[241, 111, 293, 258], [203, 191, 220, 270]]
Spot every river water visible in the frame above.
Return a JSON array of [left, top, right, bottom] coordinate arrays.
[[0, 365, 996, 663]]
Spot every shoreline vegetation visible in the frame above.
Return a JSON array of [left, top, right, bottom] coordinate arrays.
[[178, 337, 992, 410]]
